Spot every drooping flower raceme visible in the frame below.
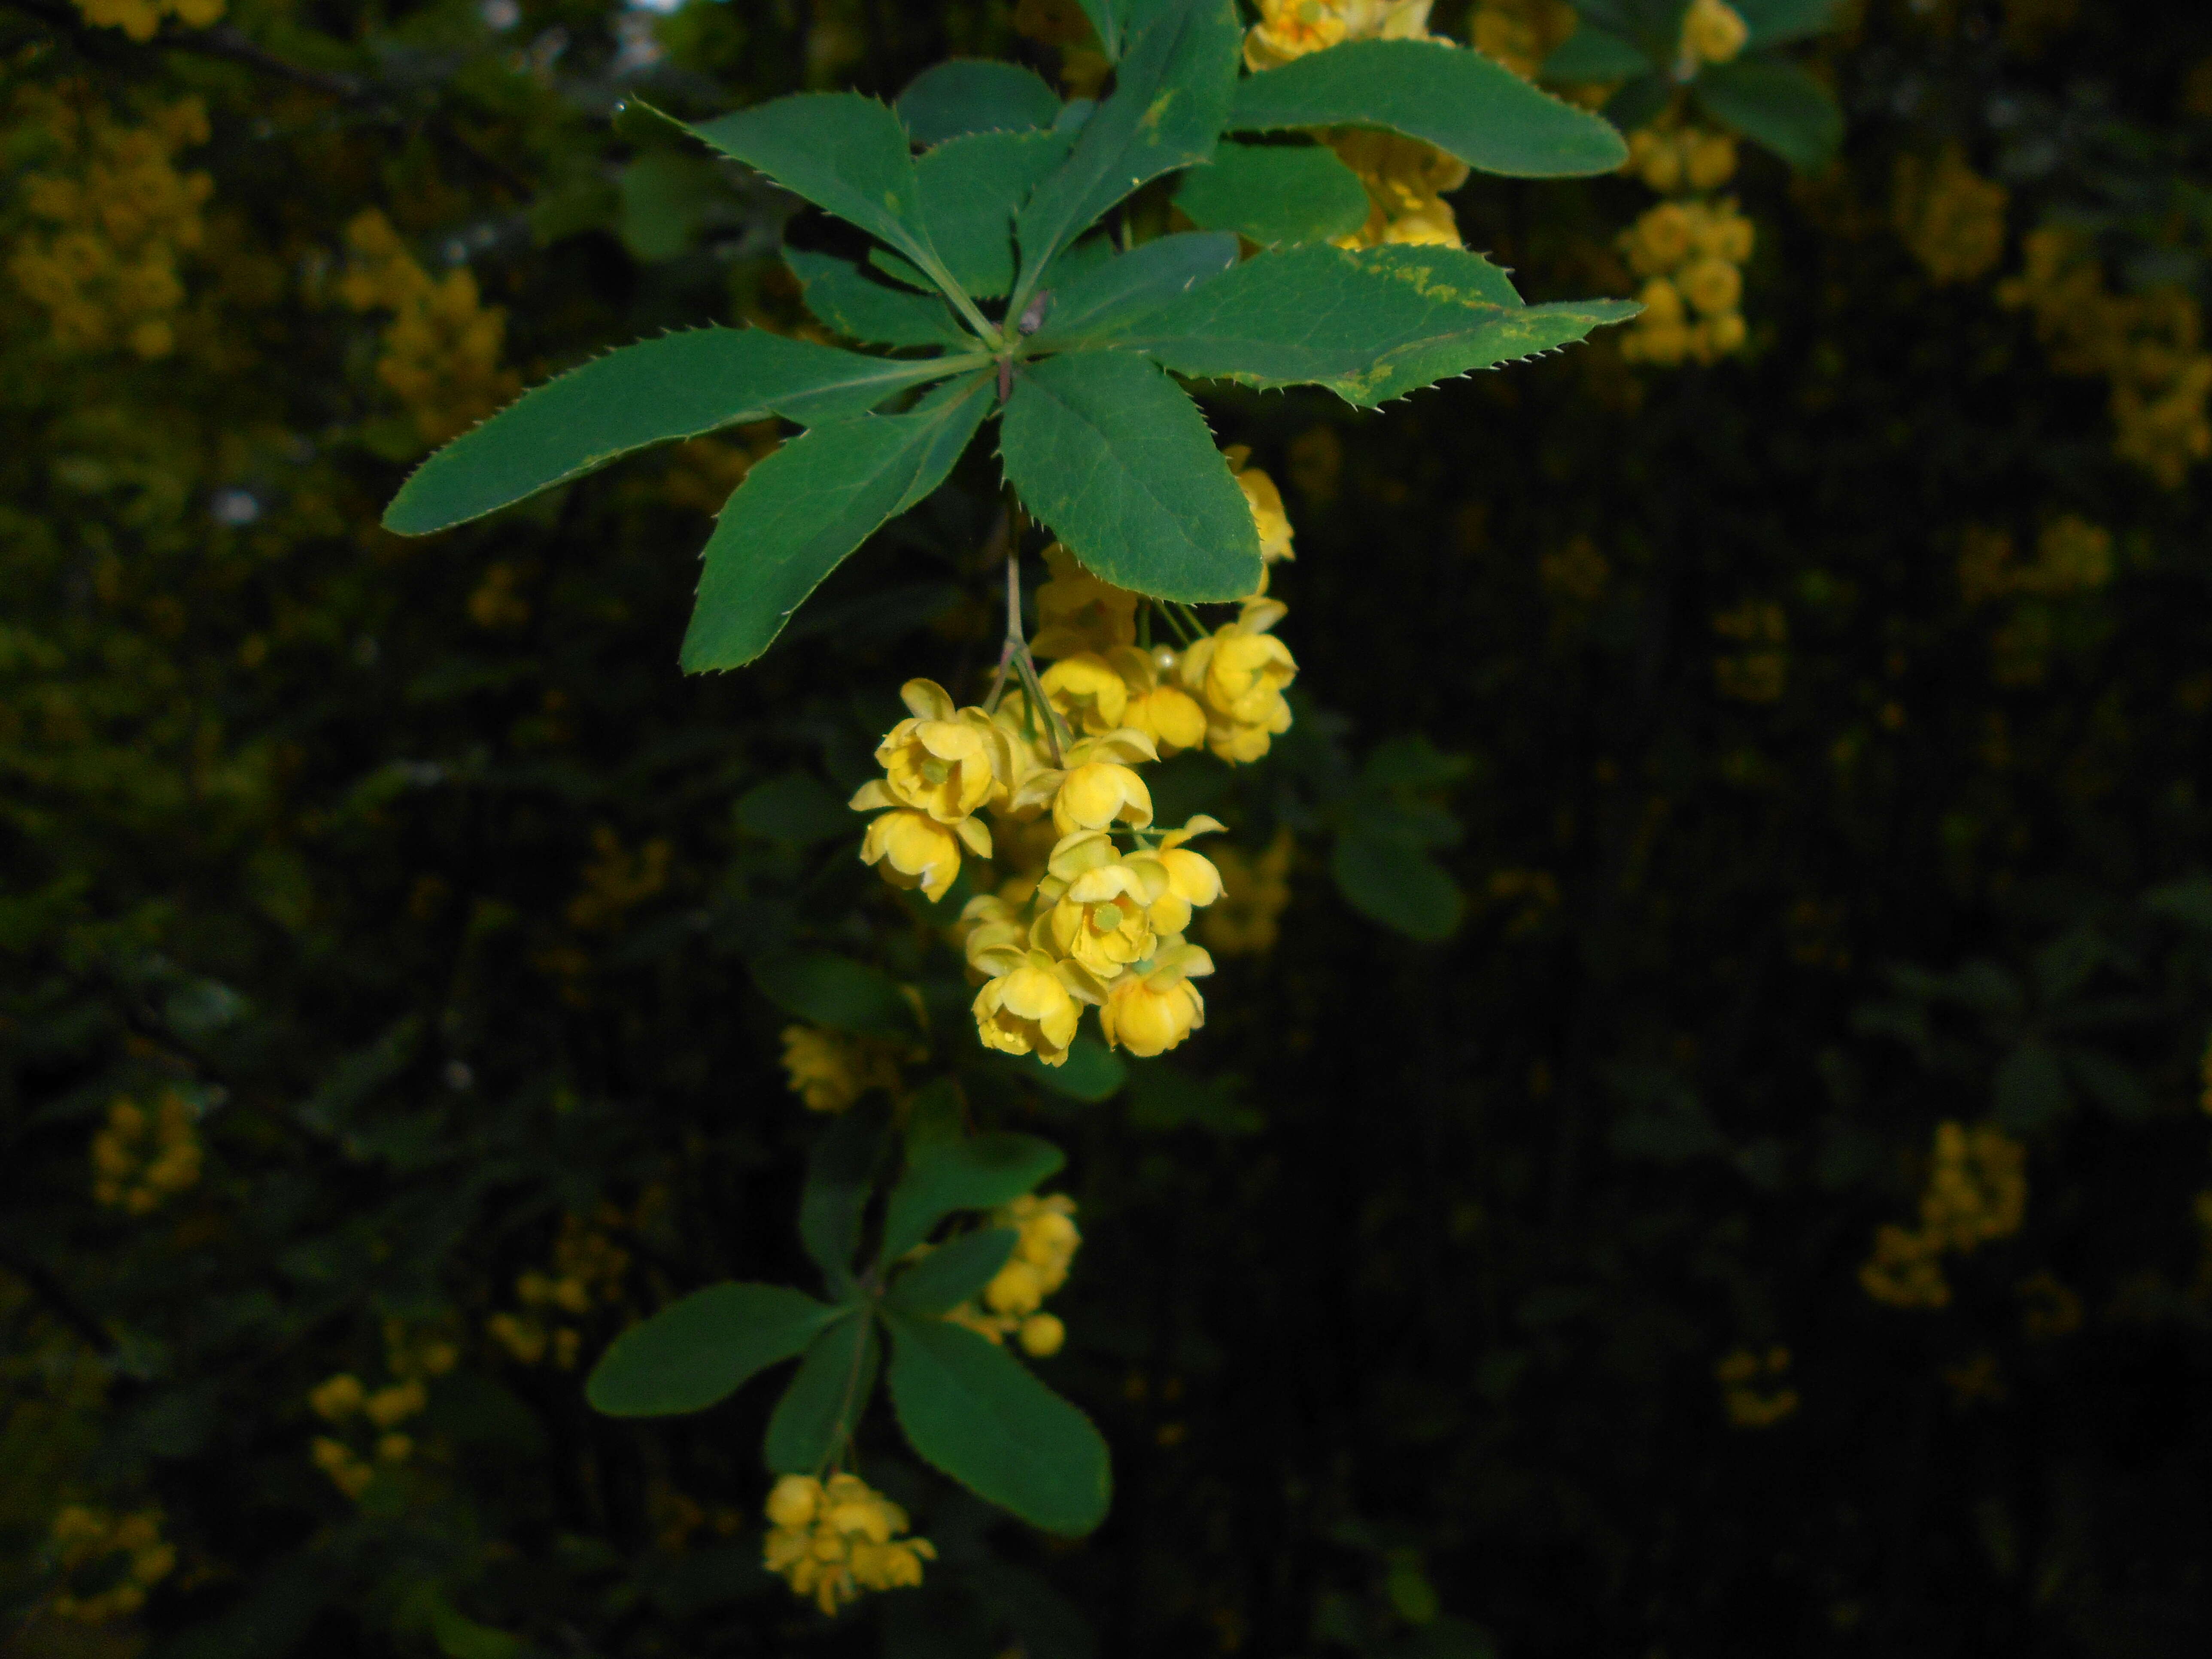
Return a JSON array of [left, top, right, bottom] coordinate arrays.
[[848, 458, 1296, 1067], [762, 1473, 937, 1613]]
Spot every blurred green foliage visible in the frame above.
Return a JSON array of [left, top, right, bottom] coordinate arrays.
[[5, 1, 2212, 1656]]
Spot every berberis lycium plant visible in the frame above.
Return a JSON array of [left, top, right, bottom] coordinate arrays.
[[381, 0, 1633, 1615]]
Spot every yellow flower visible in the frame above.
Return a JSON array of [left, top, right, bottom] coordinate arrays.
[[1099, 941, 1215, 1057], [1225, 446, 1296, 566], [1893, 147, 2009, 285], [1624, 202, 1695, 276], [1039, 652, 1130, 735], [960, 892, 1033, 982], [1637, 276, 1686, 329], [312, 1436, 375, 1499], [1001, 1193, 1081, 1294], [1678, 256, 1743, 318], [1859, 1222, 1950, 1308], [1686, 131, 1738, 191], [1012, 730, 1159, 836], [1030, 543, 1138, 659], [780, 1025, 899, 1113], [1679, 0, 1748, 67], [364, 1379, 426, 1428], [1242, 0, 1349, 70], [1018, 1312, 1066, 1356], [860, 809, 975, 903], [1110, 646, 1209, 754], [972, 952, 1098, 1065], [1181, 600, 1297, 763], [854, 679, 1009, 823], [309, 1373, 366, 1422], [1124, 817, 1227, 936], [1919, 1121, 2026, 1250], [763, 1473, 936, 1613], [1328, 130, 1470, 250], [765, 1474, 822, 1528], [1201, 829, 1295, 955], [1041, 844, 1156, 978], [1690, 198, 1756, 264]]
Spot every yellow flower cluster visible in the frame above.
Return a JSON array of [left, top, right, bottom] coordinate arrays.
[[71, 0, 222, 42], [337, 210, 520, 447], [46, 1506, 175, 1623], [1241, 1, 1471, 248], [946, 1194, 1080, 1357], [486, 1212, 631, 1369], [1998, 228, 2212, 487], [1621, 197, 1755, 365], [762, 1473, 936, 1614], [90, 1091, 202, 1213], [1860, 1121, 2027, 1310], [1957, 517, 2113, 607], [780, 1025, 904, 1113], [9, 92, 212, 361], [1243, 0, 1435, 72], [1469, 0, 1577, 79], [1200, 828, 1295, 956], [1625, 123, 1739, 197], [1711, 599, 1787, 702], [1892, 147, 2009, 286], [307, 1322, 459, 1499], [1677, 0, 1749, 73], [1714, 1346, 1798, 1428], [852, 462, 1298, 1065]]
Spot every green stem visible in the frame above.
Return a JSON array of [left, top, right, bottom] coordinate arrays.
[[911, 250, 1002, 347]]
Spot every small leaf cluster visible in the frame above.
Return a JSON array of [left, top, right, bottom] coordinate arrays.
[[1540, 0, 1845, 172], [587, 1086, 1108, 1539]]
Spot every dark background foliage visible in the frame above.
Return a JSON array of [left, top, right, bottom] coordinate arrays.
[[5, 2, 2212, 1657]]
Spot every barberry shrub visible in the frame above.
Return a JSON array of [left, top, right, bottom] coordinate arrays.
[[389, 0, 1632, 1580]]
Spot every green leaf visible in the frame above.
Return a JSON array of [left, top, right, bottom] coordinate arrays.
[[1076, 0, 1121, 60], [383, 330, 974, 536], [1025, 232, 1238, 350], [1331, 826, 1463, 942], [753, 951, 915, 1036], [1015, 0, 1242, 299], [917, 129, 1077, 300], [1604, 72, 1675, 135], [618, 151, 722, 262], [885, 1228, 1018, 1315], [1122, 243, 1638, 407], [786, 248, 966, 348], [1692, 60, 1844, 171], [886, 1314, 1111, 1534], [1228, 39, 1628, 179], [1540, 26, 1656, 83], [2144, 876, 2212, 931], [1992, 1040, 2071, 1135], [411, 1586, 525, 1659], [1000, 352, 1261, 602], [1009, 1035, 1127, 1102], [897, 59, 1063, 143], [679, 373, 993, 670], [1734, 0, 1839, 47], [2063, 1046, 2154, 1123], [1171, 139, 1370, 247], [585, 1283, 842, 1417], [764, 1312, 880, 1474], [800, 1102, 891, 1297], [683, 93, 942, 277], [878, 1131, 1065, 1266], [735, 772, 854, 844]]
